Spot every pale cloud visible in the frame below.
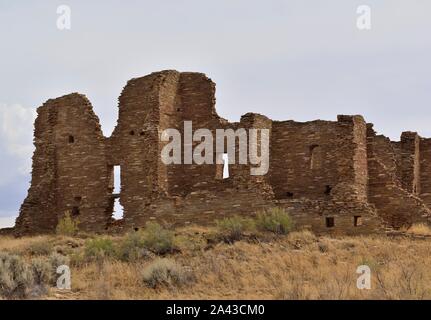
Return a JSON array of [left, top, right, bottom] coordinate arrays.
[[0, 214, 16, 228], [0, 103, 36, 184]]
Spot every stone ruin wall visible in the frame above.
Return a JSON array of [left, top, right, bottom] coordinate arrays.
[[16, 95, 112, 235], [269, 115, 368, 202], [12, 70, 431, 236], [420, 138, 431, 206], [366, 127, 431, 228]]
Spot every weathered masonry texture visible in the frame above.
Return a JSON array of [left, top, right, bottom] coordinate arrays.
[[13, 70, 431, 236]]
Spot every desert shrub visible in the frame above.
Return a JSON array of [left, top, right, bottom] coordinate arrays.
[[84, 237, 116, 261], [30, 258, 53, 284], [56, 212, 79, 236], [0, 251, 70, 299], [141, 222, 176, 255], [255, 207, 293, 235], [142, 258, 194, 288], [216, 215, 255, 243], [116, 231, 153, 262], [49, 252, 70, 270], [69, 251, 86, 267], [53, 238, 83, 256], [287, 230, 317, 249], [29, 257, 53, 295], [28, 241, 53, 256], [0, 252, 34, 299], [318, 242, 329, 253]]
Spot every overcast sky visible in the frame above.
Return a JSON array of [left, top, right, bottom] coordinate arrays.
[[0, 1, 430, 226]]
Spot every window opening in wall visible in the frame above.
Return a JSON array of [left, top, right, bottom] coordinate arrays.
[[71, 206, 80, 217], [286, 192, 294, 198], [325, 217, 335, 228], [68, 135, 74, 143], [354, 216, 362, 227], [129, 130, 135, 135], [324, 185, 332, 195], [112, 165, 124, 220], [71, 196, 81, 216], [215, 153, 230, 180], [223, 153, 229, 179], [113, 199, 123, 220], [215, 154, 223, 179]]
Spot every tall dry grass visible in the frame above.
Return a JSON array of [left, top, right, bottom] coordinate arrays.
[[406, 223, 431, 236], [2, 227, 431, 299]]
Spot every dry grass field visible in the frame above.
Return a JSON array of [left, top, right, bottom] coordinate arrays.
[[1, 217, 431, 300]]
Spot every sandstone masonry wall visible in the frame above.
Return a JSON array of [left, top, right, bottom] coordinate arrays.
[[16, 94, 111, 235], [419, 138, 431, 207], [13, 70, 431, 235], [367, 125, 430, 228]]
